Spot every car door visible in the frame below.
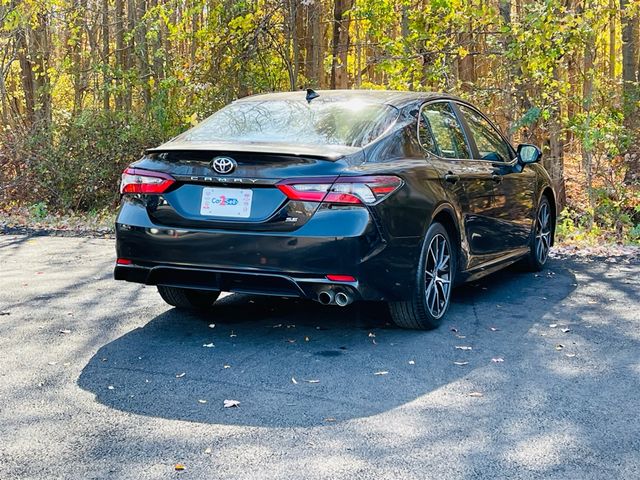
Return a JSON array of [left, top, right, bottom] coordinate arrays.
[[456, 103, 536, 251], [417, 101, 502, 261]]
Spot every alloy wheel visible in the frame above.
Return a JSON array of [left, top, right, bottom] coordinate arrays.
[[535, 201, 551, 265], [424, 233, 451, 319]]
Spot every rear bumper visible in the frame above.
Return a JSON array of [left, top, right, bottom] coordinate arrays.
[[114, 202, 422, 301], [114, 263, 362, 301]]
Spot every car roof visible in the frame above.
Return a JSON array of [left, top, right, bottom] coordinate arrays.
[[234, 90, 460, 108]]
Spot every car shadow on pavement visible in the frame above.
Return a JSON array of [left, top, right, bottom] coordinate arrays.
[[78, 260, 577, 427]]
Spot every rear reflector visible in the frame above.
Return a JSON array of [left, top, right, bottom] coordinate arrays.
[[326, 274, 356, 282], [120, 167, 175, 194], [116, 258, 133, 265], [277, 175, 402, 205]]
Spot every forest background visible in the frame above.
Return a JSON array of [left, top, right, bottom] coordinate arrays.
[[1, 0, 639, 243]]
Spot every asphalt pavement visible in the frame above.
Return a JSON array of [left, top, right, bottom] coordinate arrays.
[[0, 234, 638, 479]]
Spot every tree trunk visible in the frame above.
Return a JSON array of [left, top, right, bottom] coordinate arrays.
[[16, 28, 36, 126], [582, 22, 596, 215], [621, 0, 640, 183], [135, 0, 151, 108], [102, 0, 110, 111], [125, 0, 136, 110], [331, 0, 352, 89], [305, 1, 323, 88], [609, 0, 616, 79], [115, 0, 125, 111]]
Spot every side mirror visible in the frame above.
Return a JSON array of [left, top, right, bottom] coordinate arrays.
[[517, 144, 542, 164]]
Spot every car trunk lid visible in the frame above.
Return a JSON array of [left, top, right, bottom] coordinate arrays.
[[133, 149, 361, 232]]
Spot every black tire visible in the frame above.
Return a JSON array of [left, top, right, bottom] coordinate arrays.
[[523, 196, 553, 272], [389, 222, 456, 330], [157, 285, 220, 309]]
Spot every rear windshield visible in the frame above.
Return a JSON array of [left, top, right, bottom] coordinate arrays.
[[170, 99, 399, 148]]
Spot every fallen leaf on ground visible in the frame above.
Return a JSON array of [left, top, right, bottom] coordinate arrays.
[[374, 371, 389, 375], [223, 399, 240, 408], [175, 372, 186, 378], [291, 377, 298, 384], [198, 399, 207, 404], [468, 392, 484, 397], [202, 343, 215, 348], [174, 464, 185, 471], [453, 361, 469, 366], [455, 346, 472, 351], [491, 357, 504, 363]]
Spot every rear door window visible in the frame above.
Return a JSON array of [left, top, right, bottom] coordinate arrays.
[[418, 102, 471, 159]]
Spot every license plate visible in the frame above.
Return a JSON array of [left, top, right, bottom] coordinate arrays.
[[200, 187, 253, 218]]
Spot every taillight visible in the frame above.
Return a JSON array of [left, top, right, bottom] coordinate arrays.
[[120, 167, 175, 194], [277, 175, 402, 205]]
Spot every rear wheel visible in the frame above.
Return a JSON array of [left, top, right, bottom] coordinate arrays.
[[523, 196, 553, 272], [157, 285, 220, 309], [389, 222, 455, 330]]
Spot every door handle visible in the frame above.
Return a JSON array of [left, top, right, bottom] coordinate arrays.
[[492, 174, 503, 183], [444, 174, 460, 184]]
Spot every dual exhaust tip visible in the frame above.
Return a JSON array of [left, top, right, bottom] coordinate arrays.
[[318, 289, 352, 307]]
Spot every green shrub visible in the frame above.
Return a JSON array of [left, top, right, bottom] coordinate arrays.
[[1, 110, 176, 212]]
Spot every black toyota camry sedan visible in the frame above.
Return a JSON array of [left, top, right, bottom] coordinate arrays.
[[114, 90, 556, 329]]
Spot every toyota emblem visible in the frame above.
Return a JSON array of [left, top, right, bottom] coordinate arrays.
[[211, 156, 236, 174]]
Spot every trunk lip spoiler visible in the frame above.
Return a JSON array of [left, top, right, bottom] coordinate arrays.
[[146, 141, 360, 161]]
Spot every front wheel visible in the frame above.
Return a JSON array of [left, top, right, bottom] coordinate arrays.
[[389, 222, 456, 330], [523, 196, 553, 272], [157, 285, 220, 309]]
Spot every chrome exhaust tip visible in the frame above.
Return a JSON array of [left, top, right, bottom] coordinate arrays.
[[335, 291, 352, 307], [318, 290, 335, 305]]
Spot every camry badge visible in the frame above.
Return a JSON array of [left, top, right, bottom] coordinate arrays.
[[211, 156, 236, 175]]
